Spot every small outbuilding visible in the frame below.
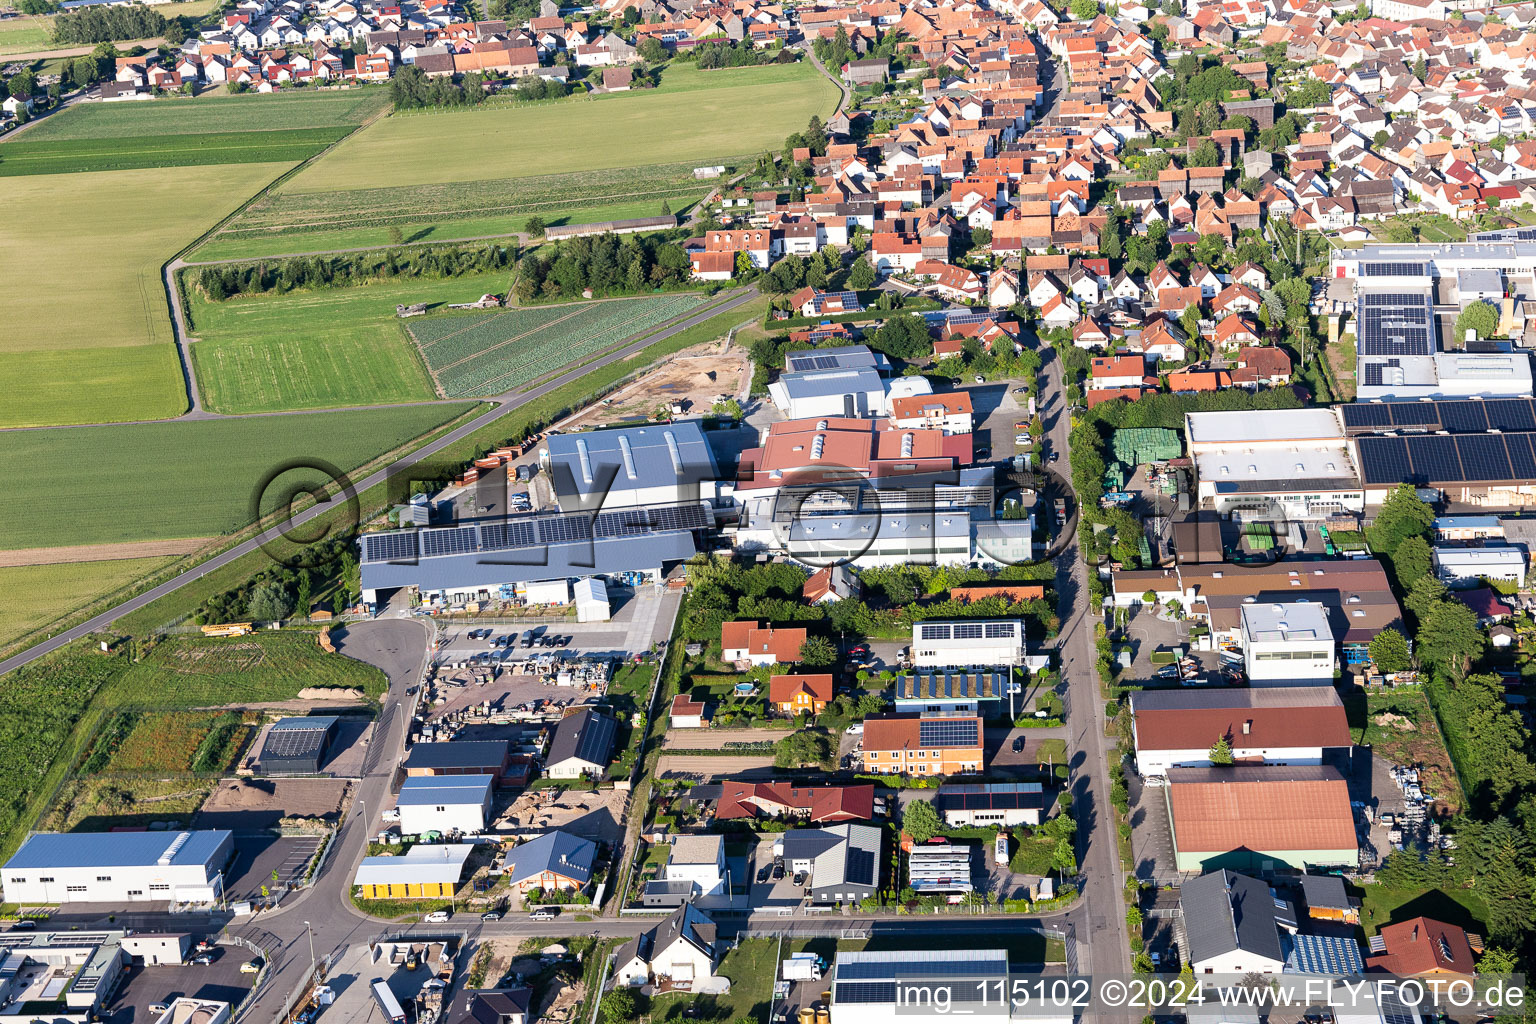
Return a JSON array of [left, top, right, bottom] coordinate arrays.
[[575, 577, 611, 622], [259, 716, 339, 774]]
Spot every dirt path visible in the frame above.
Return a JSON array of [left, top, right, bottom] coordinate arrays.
[[0, 35, 165, 61], [662, 728, 785, 749], [654, 754, 775, 776], [0, 538, 213, 567]]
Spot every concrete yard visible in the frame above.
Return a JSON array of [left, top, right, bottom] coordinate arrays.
[[222, 834, 324, 902], [561, 342, 751, 430], [100, 942, 255, 1024]]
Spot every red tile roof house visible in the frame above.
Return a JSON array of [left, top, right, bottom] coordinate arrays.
[[711, 781, 875, 823], [804, 564, 860, 604], [770, 674, 834, 715], [720, 621, 807, 667], [1367, 917, 1482, 977], [1090, 354, 1149, 390]]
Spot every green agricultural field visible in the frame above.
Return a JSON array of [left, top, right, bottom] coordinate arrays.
[[20, 88, 387, 140], [0, 14, 52, 53], [185, 269, 511, 413], [408, 293, 709, 397], [0, 557, 179, 650], [0, 402, 475, 551], [117, 630, 388, 705], [281, 62, 835, 194], [0, 162, 295, 428], [0, 126, 352, 176], [198, 161, 711, 259]]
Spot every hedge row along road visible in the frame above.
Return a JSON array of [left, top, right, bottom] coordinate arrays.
[[0, 285, 759, 679]]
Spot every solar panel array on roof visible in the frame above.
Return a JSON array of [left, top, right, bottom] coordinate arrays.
[[1362, 262, 1427, 277], [1361, 359, 1399, 388], [1341, 398, 1536, 435], [359, 503, 710, 563], [918, 718, 980, 747], [1357, 431, 1536, 485], [1357, 292, 1434, 357]]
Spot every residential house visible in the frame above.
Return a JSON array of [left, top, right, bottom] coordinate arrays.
[[770, 674, 834, 716]]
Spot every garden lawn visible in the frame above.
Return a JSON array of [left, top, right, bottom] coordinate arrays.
[[184, 272, 508, 413], [20, 88, 386, 141], [0, 162, 294, 427], [0, 402, 475, 550], [0, 557, 179, 650], [648, 938, 775, 1022], [0, 15, 52, 53], [1354, 879, 1488, 938], [280, 62, 836, 193], [408, 293, 709, 397], [0, 127, 352, 175]]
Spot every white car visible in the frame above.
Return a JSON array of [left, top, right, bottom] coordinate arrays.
[[845, 724, 864, 735], [382, 808, 401, 822], [424, 910, 451, 923]]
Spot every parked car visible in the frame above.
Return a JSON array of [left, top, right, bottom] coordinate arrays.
[[556, 635, 572, 647], [772, 863, 785, 880], [424, 910, 451, 923], [240, 959, 262, 975], [792, 871, 806, 887], [191, 954, 215, 966], [481, 912, 502, 922], [848, 644, 870, 657], [1013, 735, 1026, 752], [1048, 451, 1059, 463], [529, 908, 558, 921], [757, 865, 771, 883], [9, 921, 35, 931], [149, 1004, 170, 1015], [1150, 952, 1161, 968], [975, 447, 991, 460], [521, 631, 534, 648]]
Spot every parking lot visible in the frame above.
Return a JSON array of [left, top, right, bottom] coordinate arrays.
[[222, 834, 323, 902], [100, 942, 256, 1024]]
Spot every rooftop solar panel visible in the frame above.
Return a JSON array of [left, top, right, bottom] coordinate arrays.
[[420, 526, 477, 558], [1438, 401, 1490, 434], [1357, 436, 1412, 486], [1510, 433, 1536, 480], [1387, 403, 1443, 430], [362, 531, 419, 563], [1457, 433, 1513, 482], [919, 718, 980, 748], [1357, 291, 1434, 357], [1409, 434, 1462, 481], [1362, 262, 1426, 277], [1339, 403, 1392, 432], [1489, 401, 1536, 432]]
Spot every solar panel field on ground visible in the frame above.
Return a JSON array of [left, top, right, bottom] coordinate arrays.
[[406, 294, 708, 397]]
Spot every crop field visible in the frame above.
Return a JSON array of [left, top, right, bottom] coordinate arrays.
[[0, 557, 179, 651], [0, 0, 219, 54], [409, 294, 710, 397], [79, 709, 238, 774], [0, 402, 475, 551], [281, 62, 835, 193], [0, 126, 352, 175], [186, 269, 510, 413], [20, 88, 386, 141], [0, 162, 294, 428], [199, 161, 711, 259]]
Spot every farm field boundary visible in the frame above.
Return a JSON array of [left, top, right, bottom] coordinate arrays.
[[17, 88, 388, 141], [0, 126, 353, 176]]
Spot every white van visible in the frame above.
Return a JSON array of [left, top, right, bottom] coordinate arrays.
[[424, 910, 451, 923]]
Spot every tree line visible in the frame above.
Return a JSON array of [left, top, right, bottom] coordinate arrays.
[[195, 244, 514, 301], [51, 5, 168, 45], [511, 230, 691, 302]]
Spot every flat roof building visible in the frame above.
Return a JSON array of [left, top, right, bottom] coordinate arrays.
[[2, 830, 233, 905], [1240, 601, 1336, 684], [830, 950, 1015, 1024], [541, 422, 721, 511], [910, 619, 1025, 667], [354, 843, 476, 900], [396, 775, 495, 836], [1432, 545, 1526, 587], [936, 782, 1047, 827], [258, 716, 339, 775]]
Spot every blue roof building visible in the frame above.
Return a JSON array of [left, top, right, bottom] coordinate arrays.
[[3, 830, 233, 905]]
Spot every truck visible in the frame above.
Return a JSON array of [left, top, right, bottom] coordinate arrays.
[[372, 980, 407, 1024], [1053, 498, 1067, 526], [782, 953, 826, 981]]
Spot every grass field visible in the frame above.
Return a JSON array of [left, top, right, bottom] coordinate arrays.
[[0, 162, 294, 427], [183, 272, 506, 413], [80, 709, 232, 774], [120, 630, 389, 705], [407, 293, 709, 397], [0, 0, 219, 54], [281, 63, 834, 194], [20, 88, 387, 140], [0, 557, 178, 649], [0, 402, 475, 551], [0, 126, 353, 175], [197, 161, 710, 259]]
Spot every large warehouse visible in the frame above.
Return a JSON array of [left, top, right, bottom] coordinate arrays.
[[258, 716, 338, 774], [2, 830, 233, 905], [1165, 764, 1357, 873], [358, 501, 709, 608], [541, 422, 722, 511], [1183, 409, 1363, 520]]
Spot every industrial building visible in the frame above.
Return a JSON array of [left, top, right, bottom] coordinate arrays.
[[0, 929, 130, 1018], [828, 950, 1027, 1024], [1240, 601, 1337, 684], [766, 345, 918, 419], [1432, 546, 1526, 587], [395, 775, 495, 835], [936, 782, 1047, 827], [2, 830, 233, 905], [910, 620, 1025, 667], [1183, 409, 1363, 520], [402, 740, 512, 783], [358, 501, 709, 608], [257, 716, 338, 774], [1165, 764, 1358, 873], [1130, 687, 1351, 778], [540, 422, 722, 511], [353, 843, 476, 899], [1113, 559, 1403, 669]]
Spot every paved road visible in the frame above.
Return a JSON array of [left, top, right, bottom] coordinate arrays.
[[0, 286, 760, 680], [802, 43, 852, 120], [1038, 339, 1133, 991]]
